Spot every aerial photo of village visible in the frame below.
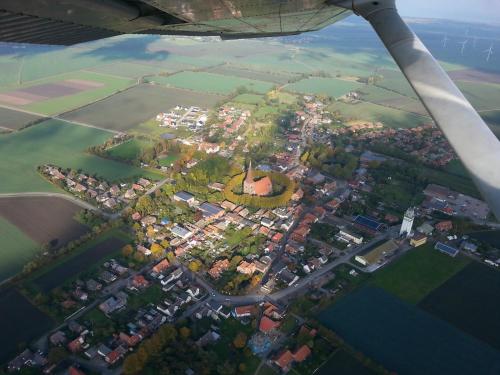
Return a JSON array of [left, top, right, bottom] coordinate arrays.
[[0, 13, 500, 375]]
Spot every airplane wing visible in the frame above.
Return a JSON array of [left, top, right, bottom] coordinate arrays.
[[0, 0, 351, 45], [2, 0, 500, 220]]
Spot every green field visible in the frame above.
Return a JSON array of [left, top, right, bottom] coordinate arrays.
[[0, 217, 39, 282], [317, 350, 377, 375], [457, 81, 500, 112], [420, 262, 500, 351], [147, 71, 275, 95], [0, 119, 159, 193], [0, 71, 135, 115], [319, 287, 500, 375], [206, 65, 297, 84], [421, 166, 480, 198], [88, 61, 170, 78], [285, 77, 362, 98], [233, 93, 265, 105], [328, 101, 429, 128], [106, 138, 153, 160], [61, 84, 223, 133], [368, 244, 470, 304], [158, 153, 180, 166], [0, 107, 43, 131]]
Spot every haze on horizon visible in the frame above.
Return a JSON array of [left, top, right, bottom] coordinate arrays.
[[398, 0, 499, 24]]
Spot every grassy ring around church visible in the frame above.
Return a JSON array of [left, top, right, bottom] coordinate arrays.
[[224, 171, 295, 208]]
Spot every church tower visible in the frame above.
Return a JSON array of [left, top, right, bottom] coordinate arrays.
[[400, 207, 415, 238], [243, 160, 255, 195]]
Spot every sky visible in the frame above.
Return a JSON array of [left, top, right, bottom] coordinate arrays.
[[398, 0, 500, 24]]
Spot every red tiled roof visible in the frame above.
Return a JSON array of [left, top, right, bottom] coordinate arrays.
[[254, 176, 273, 196], [259, 316, 280, 333], [275, 350, 294, 369], [68, 366, 86, 375], [293, 345, 311, 362]]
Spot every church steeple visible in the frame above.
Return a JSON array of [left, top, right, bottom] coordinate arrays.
[[245, 160, 254, 183]]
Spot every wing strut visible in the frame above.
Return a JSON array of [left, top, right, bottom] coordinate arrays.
[[337, 0, 500, 220]]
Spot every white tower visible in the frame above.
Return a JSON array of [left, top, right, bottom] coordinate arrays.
[[400, 207, 415, 238]]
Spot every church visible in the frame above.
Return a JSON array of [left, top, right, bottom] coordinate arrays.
[[243, 161, 273, 196]]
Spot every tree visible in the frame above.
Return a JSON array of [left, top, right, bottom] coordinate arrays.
[[188, 260, 202, 272], [179, 326, 191, 340], [150, 243, 164, 258], [47, 347, 68, 364], [233, 332, 247, 349], [122, 244, 134, 258]]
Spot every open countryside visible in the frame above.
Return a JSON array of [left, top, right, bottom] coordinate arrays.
[[0, 13, 499, 375]]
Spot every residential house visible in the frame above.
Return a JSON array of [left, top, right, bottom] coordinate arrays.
[[208, 259, 230, 279]]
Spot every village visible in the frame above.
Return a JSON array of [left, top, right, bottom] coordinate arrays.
[[8, 93, 499, 375]]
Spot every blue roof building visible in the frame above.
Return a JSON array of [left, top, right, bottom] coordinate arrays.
[[354, 215, 384, 232], [173, 191, 195, 203], [435, 242, 459, 257]]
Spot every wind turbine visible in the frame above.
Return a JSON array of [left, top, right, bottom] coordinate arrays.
[[484, 44, 494, 62], [442, 34, 449, 49], [459, 39, 468, 55]]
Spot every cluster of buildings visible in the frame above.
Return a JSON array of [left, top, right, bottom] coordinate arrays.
[[216, 106, 251, 134], [156, 106, 208, 130], [41, 165, 151, 211], [356, 124, 457, 167]]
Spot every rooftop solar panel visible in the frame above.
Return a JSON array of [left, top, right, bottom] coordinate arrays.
[[435, 242, 459, 257], [354, 215, 383, 231]]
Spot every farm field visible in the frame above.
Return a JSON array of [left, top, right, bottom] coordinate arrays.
[[87, 61, 170, 78], [0, 217, 39, 282], [357, 85, 428, 116], [0, 71, 134, 115], [0, 107, 43, 131], [61, 84, 223, 132], [419, 262, 500, 351], [0, 119, 158, 193], [368, 244, 470, 304], [147, 71, 275, 95], [481, 110, 500, 138], [319, 287, 500, 375], [456, 81, 500, 112], [233, 93, 265, 105], [0, 196, 88, 246], [316, 350, 377, 375], [107, 138, 154, 161], [469, 230, 500, 247], [328, 101, 429, 128], [284, 77, 362, 98], [32, 236, 126, 292], [0, 289, 54, 364], [205, 65, 297, 84]]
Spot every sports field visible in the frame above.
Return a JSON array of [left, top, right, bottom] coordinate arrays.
[[61, 84, 223, 132], [319, 287, 500, 375], [368, 244, 470, 304], [419, 262, 500, 351], [148, 71, 275, 95], [0, 71, 134, 115], [0, 119, 157, 193], [0, 217, 39, 282], [285, 77, 362, 98]]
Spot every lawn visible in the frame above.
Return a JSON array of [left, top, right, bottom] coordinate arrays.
[[318, 287, 500, 375], [0, 71, 135, 116], [158, 153, 180, 167], [61, 84, 223, 133], [107, 138, 154, 161], [285, 77, 362, 98], [0, 119, 158, 193], [147, 71, 275, 95], [0, 216, 39, 282], [419, 262, 500, 351], [368, 243, 470, 304]]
